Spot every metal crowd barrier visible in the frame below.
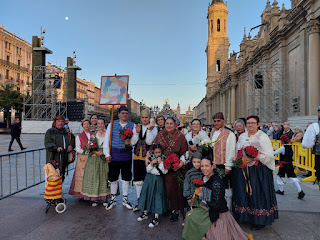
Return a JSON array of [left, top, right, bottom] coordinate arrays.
[[0, 148, 75, 200], [271, 140, 316, 182]]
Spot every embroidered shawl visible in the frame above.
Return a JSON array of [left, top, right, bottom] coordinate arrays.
[[153, 129, 188, 158], [79, 131, 93, 149]]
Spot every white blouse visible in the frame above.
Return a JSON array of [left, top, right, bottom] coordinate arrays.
[[75, 132, 91, 154], [236, 130, 275, 170]]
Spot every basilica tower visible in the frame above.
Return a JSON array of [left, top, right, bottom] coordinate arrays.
[[206, 0, 230, 120]]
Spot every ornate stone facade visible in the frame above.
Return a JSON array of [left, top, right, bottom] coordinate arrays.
[[205, 0, 320, 124], [0, 25, 32, 94]]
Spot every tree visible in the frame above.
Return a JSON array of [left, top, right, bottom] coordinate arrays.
[[0, 84, 24, 128]]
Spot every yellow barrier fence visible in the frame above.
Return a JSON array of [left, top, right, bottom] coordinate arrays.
[[270, 140, 316, 182]]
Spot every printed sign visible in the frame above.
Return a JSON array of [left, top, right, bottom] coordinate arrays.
[[100, 75, 129, 105]]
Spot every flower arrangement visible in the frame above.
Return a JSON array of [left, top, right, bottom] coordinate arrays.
[[163, 154, 184, 188], [119, 128, 133, 149], [83, 137, 98, 154], [192, 178, 204, 188], [233, 146, 259, 168]]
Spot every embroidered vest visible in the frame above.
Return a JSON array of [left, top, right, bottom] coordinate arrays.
[[111, 120, 134, 149], [212, 127, 231, 165], [134, 127, 151, 160]]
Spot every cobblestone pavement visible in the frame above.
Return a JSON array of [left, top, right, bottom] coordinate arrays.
[[1, 134, 320, 240]]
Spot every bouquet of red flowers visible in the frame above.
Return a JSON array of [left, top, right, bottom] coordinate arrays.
[[163, 154, 184, 188], [163, 154, 180, 170], [233, 146, 259, 168], [83, 137, 98, 154], [119, 128, 133, 149], [192, 178, 204, 188], [244, 146, 259, 159]]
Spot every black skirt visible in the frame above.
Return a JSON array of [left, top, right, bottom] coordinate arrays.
[[233, 162, 279, 225]]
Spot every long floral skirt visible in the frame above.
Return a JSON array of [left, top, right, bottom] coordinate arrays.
[[233, 162, 279, 225], [81, 153, 110, 201], [69, 154, 88, 197]]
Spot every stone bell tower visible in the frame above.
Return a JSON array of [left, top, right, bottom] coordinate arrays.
[[206, 0, 230, 120], [206, 0, 230, 93]]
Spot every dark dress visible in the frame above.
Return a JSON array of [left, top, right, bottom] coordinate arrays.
[[233, 131, 279, 226], [153, 129, 188, 215]]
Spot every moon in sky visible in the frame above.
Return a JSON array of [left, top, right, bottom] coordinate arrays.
[[65, 17, 69, 20]]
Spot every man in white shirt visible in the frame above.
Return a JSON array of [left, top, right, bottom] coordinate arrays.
[[210, 112, 236, 210], [103, 106, 138, 210], [302, 106, 320, 188]]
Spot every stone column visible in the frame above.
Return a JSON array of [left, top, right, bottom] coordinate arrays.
[[307, 19, 320, 115], [231, 85, 236, 123]]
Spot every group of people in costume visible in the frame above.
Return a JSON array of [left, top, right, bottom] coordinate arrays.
[[47, 105, 310, 239]]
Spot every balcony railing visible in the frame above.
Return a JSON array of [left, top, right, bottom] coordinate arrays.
[[0, 59, 30, 72]]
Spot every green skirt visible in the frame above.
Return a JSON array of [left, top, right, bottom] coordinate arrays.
[[138, 173, 168, 214], [182, 207, 211, 240], [82, 153, 110, 201]]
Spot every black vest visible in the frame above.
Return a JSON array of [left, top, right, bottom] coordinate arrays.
[[280, 145, 293, 163]]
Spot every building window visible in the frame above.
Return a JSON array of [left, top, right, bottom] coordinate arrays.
[[6, 55, 10, 62], [6, 70, 9, 79], [217, 19, 220, 32], [27, 76, 30, 84], [292, 96, 300, 113], [5, 41, 8, 49], [211, 20, 213, 33], [216, 60, 221, 72], [17, 73, 20, 82], [27, 64, 30, 70], [17, 47, 19, 53], [275, 103, 279, 113], [18, 60, 20, 66]]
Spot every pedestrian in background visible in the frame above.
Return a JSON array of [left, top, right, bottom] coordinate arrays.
[[267, 122, 274, 139], [282, 122, 294, 139], [8, 118, 25, 151], [273, 125, 281, 140], [291, 126, 303, 143]]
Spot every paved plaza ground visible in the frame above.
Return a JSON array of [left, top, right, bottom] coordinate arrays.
[[0, 134, 320, 240]]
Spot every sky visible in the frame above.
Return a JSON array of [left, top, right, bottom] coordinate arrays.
[[2, 0, 291, 113]]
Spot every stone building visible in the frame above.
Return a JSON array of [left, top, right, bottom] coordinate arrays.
[[0, 25, 32, 95], [193, 97, 206, 123], [205, 0, 320, 124]]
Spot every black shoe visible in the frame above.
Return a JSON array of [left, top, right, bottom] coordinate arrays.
[[250, 224, 265, 230], [21, 147, 26, 150], [8, 149, 14, 152], [275, 190, 284, 195], [170, 212, 179, 222], [303, 172, 311, 177], [298, 190, 305, 199]]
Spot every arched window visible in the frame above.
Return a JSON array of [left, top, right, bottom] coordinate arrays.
[[217, 19, 220, 32], [216, 60, 220, 72]]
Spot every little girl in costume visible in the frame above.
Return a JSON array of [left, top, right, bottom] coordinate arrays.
[[137, 144, 168, 228]]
